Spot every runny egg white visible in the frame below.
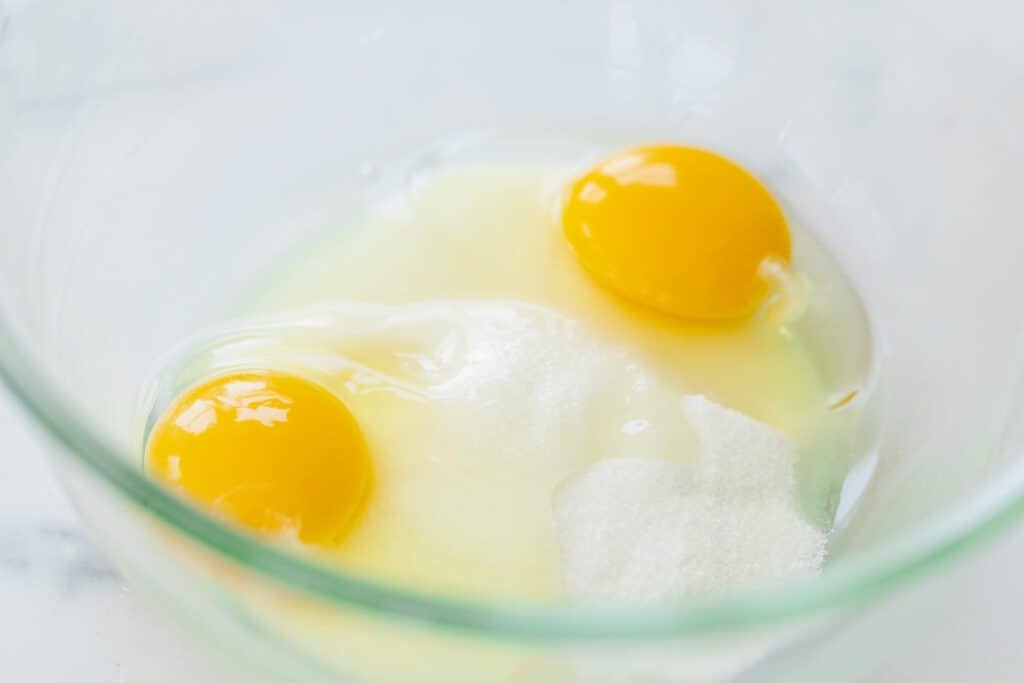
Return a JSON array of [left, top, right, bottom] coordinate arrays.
[[145, 155, 841, 601]]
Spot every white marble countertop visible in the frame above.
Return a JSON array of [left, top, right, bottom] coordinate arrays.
[[4, 389, 1024, 681]]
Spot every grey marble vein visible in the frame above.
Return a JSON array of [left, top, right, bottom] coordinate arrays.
[[0, 522, 119, 594]]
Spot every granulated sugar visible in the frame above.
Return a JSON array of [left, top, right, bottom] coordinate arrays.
[[554, 396, 826, 604]]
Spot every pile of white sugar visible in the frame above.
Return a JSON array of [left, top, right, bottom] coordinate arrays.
[[553, 396, 826, 604]]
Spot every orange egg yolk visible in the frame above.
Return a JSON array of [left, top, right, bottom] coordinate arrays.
[[562, 144, 791, 321], [146, 371, 372, 547]]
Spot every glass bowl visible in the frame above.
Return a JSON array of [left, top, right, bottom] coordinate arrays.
[[2, 2, 1023, 681]]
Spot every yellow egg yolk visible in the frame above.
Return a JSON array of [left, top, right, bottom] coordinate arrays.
[[146, 371, 372, 547], [562, 144, 791, 321]]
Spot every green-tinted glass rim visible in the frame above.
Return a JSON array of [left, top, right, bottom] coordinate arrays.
[[2, 317, 1024, 641]]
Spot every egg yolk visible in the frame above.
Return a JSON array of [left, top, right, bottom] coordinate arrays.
[[562, 144, 791, 321], [146, 371, 372, 547]]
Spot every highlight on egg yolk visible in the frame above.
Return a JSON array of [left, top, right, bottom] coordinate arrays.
[[146, 371, 372, 547], [562, 144, 791, 321]]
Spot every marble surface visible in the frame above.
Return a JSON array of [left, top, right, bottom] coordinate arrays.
[[4, 389, 1024, 681]]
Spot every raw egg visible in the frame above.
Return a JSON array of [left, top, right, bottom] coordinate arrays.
[[562, 144, 791, 321], [146, 371, 372, 547], [142, 157, 837, 601]]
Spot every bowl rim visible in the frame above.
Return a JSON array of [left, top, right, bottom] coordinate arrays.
[[3, 316, 1024, 639]]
